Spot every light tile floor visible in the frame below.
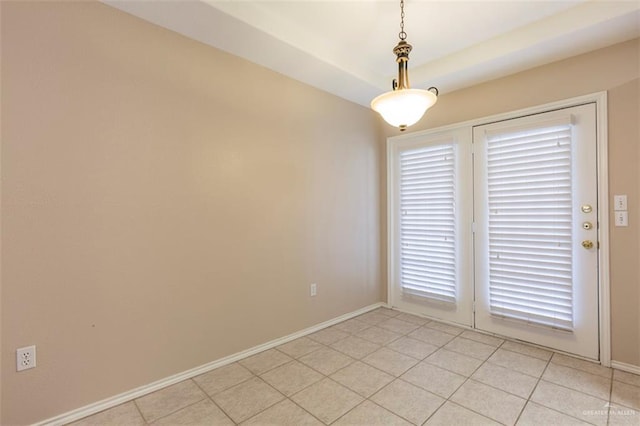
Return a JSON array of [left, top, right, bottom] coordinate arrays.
[[71, 308, 640, 425]]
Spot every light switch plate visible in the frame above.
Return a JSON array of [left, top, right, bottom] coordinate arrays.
[[614, 195, 627, 211], [615, 211, 628, 227]]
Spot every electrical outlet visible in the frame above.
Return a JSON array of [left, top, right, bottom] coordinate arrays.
[[310, 283, 317, 297], [16, 345, 36, 372]]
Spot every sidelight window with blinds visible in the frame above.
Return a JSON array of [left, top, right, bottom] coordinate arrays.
[[398, 143, 457, 303], [484, 120, 574, 331]]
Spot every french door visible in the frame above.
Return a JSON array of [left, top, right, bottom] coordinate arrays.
[[474, 104, 599, 359], [389, 103, 600, 359]]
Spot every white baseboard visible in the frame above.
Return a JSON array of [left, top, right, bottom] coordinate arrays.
[[36, 302, 384, 426], [611, 360, 640, 375]]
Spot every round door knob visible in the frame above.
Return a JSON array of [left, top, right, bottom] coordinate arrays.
[[582, 240, 594, 249]]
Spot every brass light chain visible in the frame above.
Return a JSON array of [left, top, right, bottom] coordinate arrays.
[[399, 0, 407, 40]]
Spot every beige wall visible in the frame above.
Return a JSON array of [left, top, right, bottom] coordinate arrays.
[[609, 78, 640, 366], [0, 2, 383, 424], [383, 38, 640, 367]]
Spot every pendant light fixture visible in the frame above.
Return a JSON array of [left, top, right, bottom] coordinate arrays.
[[371, 0, 438, 131]]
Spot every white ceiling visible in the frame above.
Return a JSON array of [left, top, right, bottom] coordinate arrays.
[[104, 0, 640, 107]]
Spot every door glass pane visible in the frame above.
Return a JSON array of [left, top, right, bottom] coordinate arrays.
[[485, 122, 574, 331], [399, 143, 457, 303]]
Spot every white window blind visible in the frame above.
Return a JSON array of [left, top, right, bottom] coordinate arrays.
[[399, 143, 457, 303], [486, 121, 574, 331]]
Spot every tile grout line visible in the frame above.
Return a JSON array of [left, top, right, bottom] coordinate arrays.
[[265, 341, 363, 425], [240, 347, 295, 376], [443, 336, 585, 425], [285, 394, 328, 426], [131, 398, 149, 425], [419, 334, 508, 425], [216, 370, 294, 425], [235, 375, 294, 425], [328, 317, 420, 424], [296, 352, 357, 379], [361, 313, 500, 425], [141, 379, 212, 425], [272, 361, 336, 400], [328, 313, 443, 425], [537, 375, 613, 403], [196, 356, 306, 425], [366, 376, 434, 426], [277, 338, 327, 360], [376, 312, 517, 425], [448, 337, 616, 408], [232, 339, 336, 425], [190, 377, 238, 425], [279, 321, 434, 425], [531, 380, 611, 426], [512, 349, 553, 426], [408, 326, 502, 424], [248, 344, 340, 424], [497, 346, 614, 425]]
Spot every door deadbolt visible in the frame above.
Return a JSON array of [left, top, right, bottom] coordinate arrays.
[[582, 222, 593, 230], [582, 240, 594, 249]]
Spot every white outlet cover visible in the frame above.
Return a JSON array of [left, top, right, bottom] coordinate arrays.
[[16, 345, 36, 371]]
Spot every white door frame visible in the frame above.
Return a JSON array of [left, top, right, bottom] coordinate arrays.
[[387, 92, 610, 366]]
